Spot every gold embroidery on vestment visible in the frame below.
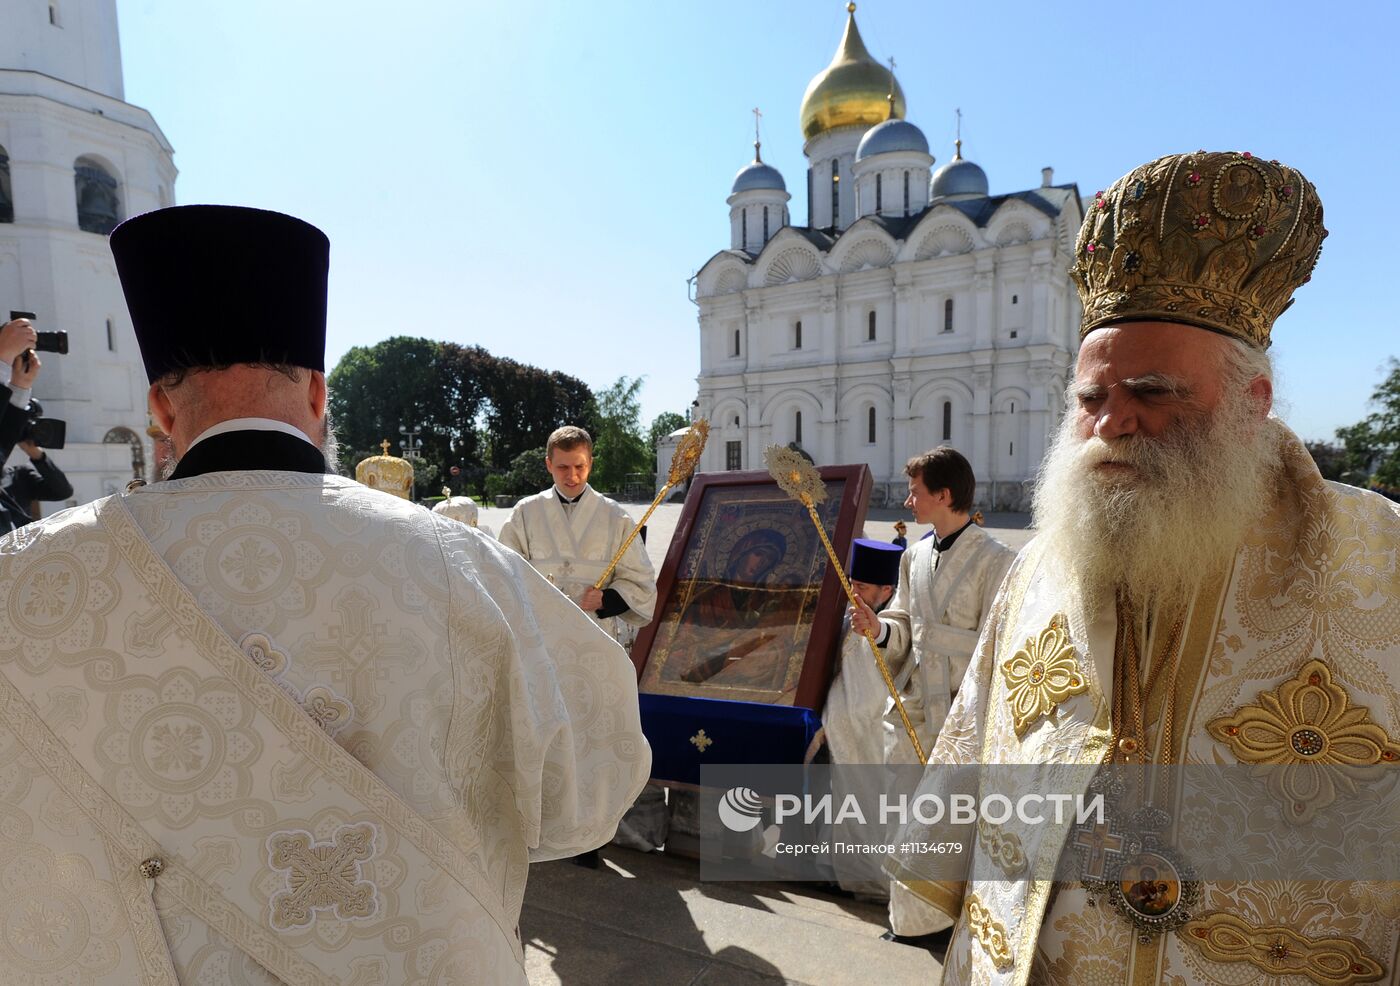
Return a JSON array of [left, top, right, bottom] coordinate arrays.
[[1207, 659, 1400, 821], [1182, 912, 1386, 985], [966, 893, 1014, 970], [1001, 614, 1088, 737]]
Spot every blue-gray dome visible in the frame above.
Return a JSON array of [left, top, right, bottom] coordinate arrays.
[[932, 158, 989, 199], [731, 160, 786, 194], [855, 119, 929, 161]]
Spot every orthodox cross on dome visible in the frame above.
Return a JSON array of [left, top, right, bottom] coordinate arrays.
[[954, 107, 964, 160], [752, 106, 763, 161], [886, 57, 897, 120]]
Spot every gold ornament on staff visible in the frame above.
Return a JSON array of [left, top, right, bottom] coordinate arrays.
[[593, 419, 711, 590], [764, 445, 927, 765]]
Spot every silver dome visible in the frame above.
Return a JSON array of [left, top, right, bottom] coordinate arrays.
[[931, 158, 989, 199], [731, 160, 786, 194], [855, 119, 929, 161]]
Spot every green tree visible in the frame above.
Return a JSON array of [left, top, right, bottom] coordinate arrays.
[[647, 411, 689, 453], [327, 336, 596, 497], [591, 376, 650, 493], [1334, 359, 1400, 488], [327, 336, 457, 479], [505, 446, 551, 494]]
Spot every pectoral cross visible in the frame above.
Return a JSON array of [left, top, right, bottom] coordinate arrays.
[[1073, 821, 1125, 879]]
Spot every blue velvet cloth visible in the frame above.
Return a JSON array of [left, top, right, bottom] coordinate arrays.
[[639, 693, 823, 789]]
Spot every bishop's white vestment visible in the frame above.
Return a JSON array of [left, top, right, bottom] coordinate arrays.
[[0, 470, 651, 984], [887, 421, 1400, 984]]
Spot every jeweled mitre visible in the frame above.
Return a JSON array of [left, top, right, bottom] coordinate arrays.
[[355, 442, 414, 499], [1070, 151, 1327, 349]]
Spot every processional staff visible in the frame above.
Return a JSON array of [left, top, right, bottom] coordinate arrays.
[[764, 445, 927, 765], [593, 419, 710, 590]]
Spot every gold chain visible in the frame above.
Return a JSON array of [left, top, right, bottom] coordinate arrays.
[[1107, 592, 1185, 770]]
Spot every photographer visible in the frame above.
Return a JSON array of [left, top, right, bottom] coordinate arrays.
[[1, 402, 73, 532], [0, 316, 39, 454], [0, 316, 51, 535]]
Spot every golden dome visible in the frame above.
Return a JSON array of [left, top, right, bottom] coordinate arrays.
[[799, 6, 906, 141]]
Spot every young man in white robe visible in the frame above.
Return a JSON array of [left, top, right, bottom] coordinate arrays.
[[0, 205, 650, 985], [850, 446, 1015, 939], [500, 427, 665, 856]]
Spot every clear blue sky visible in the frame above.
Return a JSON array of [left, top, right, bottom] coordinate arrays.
[[116, 0, 1399, 442]]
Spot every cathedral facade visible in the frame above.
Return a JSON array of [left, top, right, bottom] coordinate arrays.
[[0, 0, 175, 501], [693, 7, 1083, 509]]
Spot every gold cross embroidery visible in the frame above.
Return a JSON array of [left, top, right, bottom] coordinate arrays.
[[690, 729, 713, 753]]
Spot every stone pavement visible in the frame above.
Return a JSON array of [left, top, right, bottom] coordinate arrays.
[[522, 846, 942, 985]]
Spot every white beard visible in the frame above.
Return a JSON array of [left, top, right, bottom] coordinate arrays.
[[1032, 390, 1280, 616]]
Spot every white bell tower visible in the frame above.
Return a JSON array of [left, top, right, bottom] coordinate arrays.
[[0, 0, 177, 503]]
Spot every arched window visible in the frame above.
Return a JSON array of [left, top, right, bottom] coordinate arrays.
[[106, 317, 115, 352], [1010, 401, 1016, 414], [867, 310, 876, 341], [741, 210, 747, 246], [74, 157, 120, 234], [795, 410, 803, 445], [763, 205, 769, 242], [732, 328, 740, 357], [875, 173, 882, 215], [903, 170, 910, 216], [794, 320, 803, 349], [867, 405, 876, 444], [942, 401, 952, 441], [830, 160, 840, 226], [943, 298, 954, 333], [0, 145, 12, 224], [48, 1, 59, 26]]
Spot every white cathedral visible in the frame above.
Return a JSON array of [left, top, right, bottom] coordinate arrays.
[[692, 5, 1084, 509], [0, 0, 173, 503]]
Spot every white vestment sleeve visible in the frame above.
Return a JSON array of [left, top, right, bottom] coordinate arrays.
[[874, 547, 914, 680], [602, 506, 657, 626], [497, 504, 530, 558], [443, 527, 650, 861]]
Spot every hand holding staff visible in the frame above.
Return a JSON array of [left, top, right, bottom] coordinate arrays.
[[764, 445, 927, 765], [593, 419, 710, 591]]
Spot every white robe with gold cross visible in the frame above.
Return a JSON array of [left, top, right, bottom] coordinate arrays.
[[499, 485, 658, 649], [0, 472, 651, 984], [887, 420, 1400, 985]]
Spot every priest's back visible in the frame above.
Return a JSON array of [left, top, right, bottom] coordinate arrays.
[[0, 470, 650, 984]]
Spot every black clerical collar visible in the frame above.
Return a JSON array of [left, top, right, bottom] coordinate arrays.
[[933, 518, 975, 553], [555, 487, 587, 505], [168, 429, 328, 481]]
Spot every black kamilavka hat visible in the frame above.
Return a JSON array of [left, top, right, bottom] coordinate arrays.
[[110, 205, 329, 382]]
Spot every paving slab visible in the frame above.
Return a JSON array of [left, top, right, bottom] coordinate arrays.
[[521, 847, 941, 986]]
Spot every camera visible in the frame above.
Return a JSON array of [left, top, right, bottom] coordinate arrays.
[[21, 399, 65, 450], [8, 311, 66, 354], [6, 311, 68, 448]]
